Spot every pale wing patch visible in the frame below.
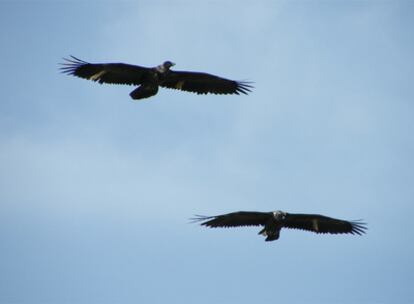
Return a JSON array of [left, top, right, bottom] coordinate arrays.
[[89, 70, 107, 81], [312, 219, 319, 232], [175, 81, 185, 90]]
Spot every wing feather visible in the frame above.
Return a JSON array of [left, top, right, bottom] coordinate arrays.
[[161, 71, 253, 95], [60, 56, 149, 86], [191, 211, 270, 228], [283, 213, 367, 235]]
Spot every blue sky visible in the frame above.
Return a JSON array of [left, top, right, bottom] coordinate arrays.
[[1, 1, 413, 303]]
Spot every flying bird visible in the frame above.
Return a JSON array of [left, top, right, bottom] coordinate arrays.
[[192, 210, 367, 241], [60, 56, 253, 100]]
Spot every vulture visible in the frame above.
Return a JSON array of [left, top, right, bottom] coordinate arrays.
[[192, 210, 367, 241], [60, 56, 253, 100]]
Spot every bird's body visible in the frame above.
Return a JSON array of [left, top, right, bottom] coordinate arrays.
[[193, 210, 366, 241], [60, 56, 252, 100]]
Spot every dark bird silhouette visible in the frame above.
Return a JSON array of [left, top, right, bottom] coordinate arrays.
[[60, 56, 253, 100], [192, 211, 366, 241]]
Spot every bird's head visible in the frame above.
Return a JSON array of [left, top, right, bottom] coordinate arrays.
[[163, 61, 175, 69], [156, 61, 175, 73], [272, 211, 286, 220]]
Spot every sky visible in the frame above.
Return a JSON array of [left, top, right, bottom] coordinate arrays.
[[0, 1, 413, 303]]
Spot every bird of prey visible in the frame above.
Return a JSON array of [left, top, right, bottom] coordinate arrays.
[[192, 210, 367, 241], [60, 56, 253, 100]]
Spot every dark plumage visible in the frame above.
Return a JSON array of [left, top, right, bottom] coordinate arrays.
[[192, 210, 367, 242], [60, 56, 253, 100]]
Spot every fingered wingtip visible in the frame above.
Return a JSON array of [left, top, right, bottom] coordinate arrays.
[[59, 55, 90, 75], [236, 80, 254, 95], [350, 220, 368, 235], [189, 214, 215, 225]]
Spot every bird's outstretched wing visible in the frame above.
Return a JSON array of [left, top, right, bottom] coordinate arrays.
[[60, 56, 149, 86], [161, 71, 253, 95], [283, 213, 367, 235], [192, 211, 270, 228]]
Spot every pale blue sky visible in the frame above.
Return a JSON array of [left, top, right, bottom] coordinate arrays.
[[1, 1, 413, 303]]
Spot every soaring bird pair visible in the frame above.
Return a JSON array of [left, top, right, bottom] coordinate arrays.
[[61, 56, 367, 242]]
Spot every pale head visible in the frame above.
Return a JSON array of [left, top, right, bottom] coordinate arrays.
[[272, 210, 286, 220]]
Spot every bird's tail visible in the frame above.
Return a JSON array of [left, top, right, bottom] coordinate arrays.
[[259, 228, 280, 241]]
